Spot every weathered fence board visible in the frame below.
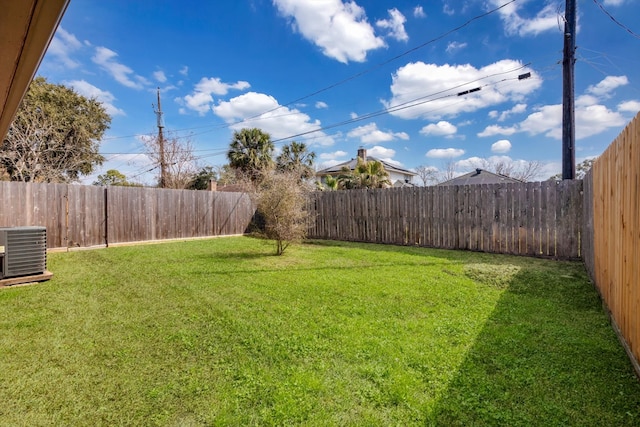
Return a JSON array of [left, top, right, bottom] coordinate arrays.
[[308, 180, 583, 259], [0, 182, 255, 249]]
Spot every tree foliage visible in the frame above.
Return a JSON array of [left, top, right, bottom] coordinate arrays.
[[548, 158, 597, 181], [1, 77, 110, 182], [93, 169, 139, 187], [227, 128, 274, 182], [337, 157, 391, 189], [188, 166, 218, 190], [276, 141, 316, 180], [254, 171, 313, 255]]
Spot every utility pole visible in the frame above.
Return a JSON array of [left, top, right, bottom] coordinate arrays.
[[154, 88, 167, 188], [562, 0, 576, 180]]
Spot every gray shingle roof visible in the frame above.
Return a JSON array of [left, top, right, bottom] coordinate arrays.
[[437, 168, 523, 186]]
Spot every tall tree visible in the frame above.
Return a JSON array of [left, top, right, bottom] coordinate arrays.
[[93, 169, 139, 187], [276, 141, 316, 180], [188, 166, 217, 190], [227, 128, 274, 181], [1, 77, 110, 182]]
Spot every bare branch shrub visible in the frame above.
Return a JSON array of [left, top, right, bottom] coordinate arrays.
[[254, 171, 314, 255]]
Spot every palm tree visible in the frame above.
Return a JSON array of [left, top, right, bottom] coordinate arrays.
[[324, 175, 339, 190], [337, 157, 391, 189], [276, 141, 316, 180], [227, 128, 274, 181]]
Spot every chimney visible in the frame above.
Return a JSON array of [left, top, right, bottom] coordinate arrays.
[[357, 147, 367, 162], [208, 180, 217, 192]]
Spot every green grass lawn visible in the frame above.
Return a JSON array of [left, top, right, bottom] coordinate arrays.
[[1, 237, 639, 426]]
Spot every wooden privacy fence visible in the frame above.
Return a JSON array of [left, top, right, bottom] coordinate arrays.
[[0, 182, 255, 249], [308, 180, 583, 259], [582, 112, 640, 373]]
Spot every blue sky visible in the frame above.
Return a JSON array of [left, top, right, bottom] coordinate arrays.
[[38, 0, 640, 184]]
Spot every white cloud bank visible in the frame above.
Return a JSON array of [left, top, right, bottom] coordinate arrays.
[[376, 8, 408, 42], [347, 123, 409, 144], [67, 80, 125, 116], [92, 47, 150, 90], [384, 60, 540, 120], [212, 91, 335, 146], [426, 148, 465, 158], [178, 77, 250, 115], [273, 0, 385, 63], [420, 121, 457, 137]]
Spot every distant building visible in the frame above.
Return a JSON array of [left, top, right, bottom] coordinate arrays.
[[316, 148, 417, 187], [438, 168, 522, 186]]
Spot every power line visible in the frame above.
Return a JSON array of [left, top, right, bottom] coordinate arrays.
[[592, 0, 640, 40], [100, 0, 520, 145]]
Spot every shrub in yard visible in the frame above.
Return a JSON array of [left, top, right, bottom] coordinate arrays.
[[254, 170, 313, 255]]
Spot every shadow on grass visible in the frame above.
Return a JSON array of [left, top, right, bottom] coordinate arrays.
[[429, 265, 640, 426]]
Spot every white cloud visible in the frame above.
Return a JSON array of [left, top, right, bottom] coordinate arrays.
[[350, 112, 358, 119], [179, 77, 250, 115], [376, 8, 408, 42], [368, 145, 395, 158], [273, 0, 385, 63], [66, 80, 125, 116], [420, 121, 458, 137], [491, 139, 512, 153], [47, 27, 83, 68], [385, 60, 540, 120], [478, 124, 518, 137], [518, 102, 627, 140], [426, 148, 465, 158], [494, 103, 527, 121], [618, 100, 640, 113], [315, 101, 329, 109], [153, 71, 167, 83], [603, 0, 625, 5], [347, 122, 409, 143], [446, 41, 467, 53], [213, 91, 335, 146], [413, 6, 426, 18], [320, 150, 348, 160], [179, 66, 189, 76], [92, 47, 150, 89], [587, 75, 628, 97], [489, 1, 558, 36], [443, 3, 455, 16], [368, 145, 401, 166]]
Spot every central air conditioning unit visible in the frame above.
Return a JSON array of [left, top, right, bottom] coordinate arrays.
[[0, 227, 47, 280]]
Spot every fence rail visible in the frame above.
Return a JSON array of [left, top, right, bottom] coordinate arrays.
[[0, 182, 255, 249], [308, 180, 583, 259]]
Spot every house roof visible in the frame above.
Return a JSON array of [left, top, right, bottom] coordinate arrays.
[[437, 168, 523, 186], [316, 156, 417, 177], [0, 0, 70, 139]]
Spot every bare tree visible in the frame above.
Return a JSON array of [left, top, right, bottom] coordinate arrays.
[[439, 160, 458, 183], [144, 131, 198, 189], [488, 159, 542, 181], [414, 164, 439, 186]]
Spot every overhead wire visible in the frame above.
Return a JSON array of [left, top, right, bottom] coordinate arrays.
[[591, 0, 640, 40], [100, 0, 521, 146]]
